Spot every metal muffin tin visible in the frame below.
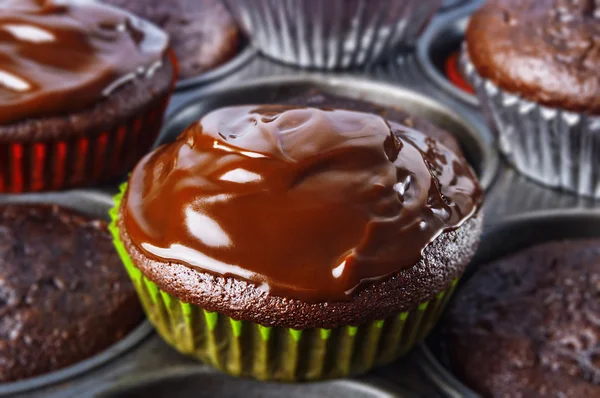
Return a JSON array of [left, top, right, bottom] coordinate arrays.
[[415, 209, 600, 397], [175, 40, 257, 91], [417, 2, 480, 107], [440, 0, 476, 13], [0, 190, 153, 397], [4, 0, 600, 395], [160, 75, 498, 190], [98, 367, 415, 398]]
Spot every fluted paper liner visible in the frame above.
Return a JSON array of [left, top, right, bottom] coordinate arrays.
[[109, 184, 458, 381], [462, 48, 600, 198], [223, 0, 442, 69]]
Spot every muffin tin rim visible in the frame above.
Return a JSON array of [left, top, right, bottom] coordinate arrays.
[[96, 365, 415, 398], [162, 73, 499, 190], [416, 1, 480, 107], [0, 189, 153, 397], [415, 207, 600, 398]]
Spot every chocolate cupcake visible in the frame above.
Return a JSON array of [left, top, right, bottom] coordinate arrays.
[[0, 0, 175, 193], [443, 239, 600, 397], [111, 105, 483, 381], [0, 204, 143, 382], [462, 0, 600, 197], [103, 0, 239, 80], [222, 0, 443, 69]]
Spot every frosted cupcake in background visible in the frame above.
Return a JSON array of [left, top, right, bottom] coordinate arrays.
[[0, 0, 175, 192]]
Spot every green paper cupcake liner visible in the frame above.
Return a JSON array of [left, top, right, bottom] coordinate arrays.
[[109, 184, 458, 381]]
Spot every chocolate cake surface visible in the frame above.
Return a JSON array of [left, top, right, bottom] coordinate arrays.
[[0, 204, 143, 382], [466, 0, 600, 113], [444, 239, 600, 397], [117, 94, 484, 329], [104, 0, 239, 79]]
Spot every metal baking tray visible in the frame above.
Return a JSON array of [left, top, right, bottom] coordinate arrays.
[[0, 190, 153, 398], [98, 368, 415, 398], [3, 0, 599, 395], [440, 0, 476, 13], [417, 3, 479, 107], [415, 209, 600, 397]]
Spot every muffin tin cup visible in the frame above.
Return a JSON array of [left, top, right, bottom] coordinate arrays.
[[417, 3, 480, 106], [221, 0, 443, 69], [97, 367, 415, 398], [109, 183, 460, 382], [0, 54, 177, 194], [462, 50, 600, 198], [0, 189, 152, 397], [415, 208, 600, 397]]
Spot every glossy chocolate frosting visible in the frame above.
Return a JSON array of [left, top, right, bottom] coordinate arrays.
[[123, 106, 482, 303], [466, 0, 600, 113], [0, 0, 169, 125]]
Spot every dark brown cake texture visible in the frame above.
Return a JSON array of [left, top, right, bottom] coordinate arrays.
[[118, 96, 484, 330], [444, 239, 600, 397], [104, 0, 240, 79], [466, 0, 600, 114], [0, 204, 143, 383]]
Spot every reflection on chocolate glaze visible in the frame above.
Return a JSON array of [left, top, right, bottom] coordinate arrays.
[[0, 0, 168, 124], [123, 106, 483, 302]]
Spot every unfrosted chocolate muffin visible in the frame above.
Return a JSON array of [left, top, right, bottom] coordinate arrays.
[[444, 239, 600, 397], [466, 0, 600, 113], [0, 204, 143, 382], [104, 0, 239, 79], [463, 0, 600, 197]]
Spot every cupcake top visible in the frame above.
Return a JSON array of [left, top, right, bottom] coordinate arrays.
[[0, 0, 169, 125], [122, 105, 483, 303], [466, 0, 600, 113], [0, 204, 142, 382], [103, 0, 239, 80], [444, 239, 600, 397]]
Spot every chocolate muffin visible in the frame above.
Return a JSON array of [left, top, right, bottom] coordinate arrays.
[[463, 0, 600, 197], [466, 0, 599, 113], [0, 0, 175, 193], [111, 103, 483, 381], [0, 204, 143, 382], [444, 239, 600, 397], [104, 0, 239, 79]]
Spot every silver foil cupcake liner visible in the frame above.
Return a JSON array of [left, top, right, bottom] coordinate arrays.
[[221, 0, 443, 69], [461, 48, 600, 198]]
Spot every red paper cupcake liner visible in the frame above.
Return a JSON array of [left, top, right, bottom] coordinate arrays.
[[0, 52, 177, 193]]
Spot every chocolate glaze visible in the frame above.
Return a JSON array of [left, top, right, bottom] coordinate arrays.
[[0, 0, 169, 125], [466, 0, 600, 114], [123, 106, 482, 303]]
